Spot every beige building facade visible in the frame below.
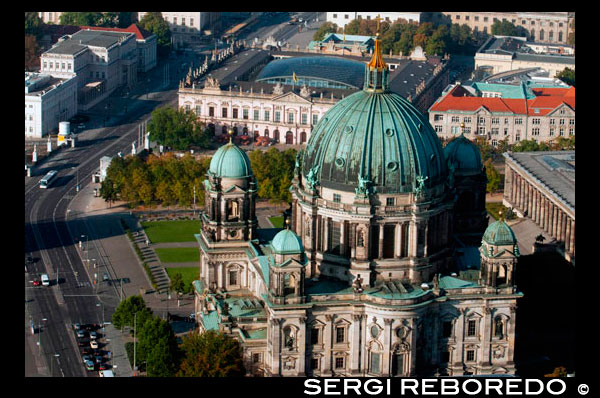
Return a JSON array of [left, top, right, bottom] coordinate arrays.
[[179, 81, 338, 145], [440, 12, 573, 44]]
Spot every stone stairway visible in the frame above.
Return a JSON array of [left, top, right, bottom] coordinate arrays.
[[125, 218, 171, 295]]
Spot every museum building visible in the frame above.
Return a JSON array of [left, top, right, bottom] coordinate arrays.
[[193, 35, 523, 377]]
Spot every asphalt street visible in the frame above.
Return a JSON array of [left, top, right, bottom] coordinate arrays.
[[24, 52, 190, 377]]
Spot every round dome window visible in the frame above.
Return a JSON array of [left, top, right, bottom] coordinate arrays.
[[385, 128, 394, 137], [344, 125, 353, 134], [387, 161, 398, 171], [335, 158, 345, 168]]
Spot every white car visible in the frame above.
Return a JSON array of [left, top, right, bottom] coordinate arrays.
[[90, 340, 99, 349], [41, 274, 50, 286]]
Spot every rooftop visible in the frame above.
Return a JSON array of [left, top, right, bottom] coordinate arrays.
[[25, 72, 72, 95], [504, 151, 574, 212], [45, 29, 133, 55], [477, 36, 575, 65]]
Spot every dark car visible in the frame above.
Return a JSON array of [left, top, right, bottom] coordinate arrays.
[[77, 341, 88, 347], [81, 347, 93, 355], [76, 330, 86, 338], [89, 331, 98, 340], [95, 355, 103, 364], [98, 363, 108, 371], [103, 272, 110, 282], [73, 323, 81, 330]]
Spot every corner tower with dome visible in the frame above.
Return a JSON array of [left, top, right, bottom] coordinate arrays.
[[194, 35, 523, 378]]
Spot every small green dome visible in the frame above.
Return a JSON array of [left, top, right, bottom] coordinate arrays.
[[444, 134, 483, 174], [482, 220, 517, 246], [209, 142, 252, 178], [271, 229, 304, 255]]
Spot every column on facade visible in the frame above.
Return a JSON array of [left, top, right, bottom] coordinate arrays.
[[564, 217, 572, 254], [544, 200, 551, 233], [453, 309, 466, 373], [552, 205, 559, 239], [378, 224, 384, 259], [395, 224, 402, 258], [547, 203, 553, 235], [298, 318, 306, 376], [557, 211, 564, 243], [409, 318, 419, 376], [510, 169, 517, 204], [323, 218, 329, 254], [539, 197, 546, 230], [517, 175, 524, 212], [482, 309, 492, 367], [532, 190, 538, 223], [382, 318, 393, 375], [322, 315, 333, 375], [271, 319, 282, 375], [410, 221, 418, 258], [351, 315, 362, 373], [570, 221, 575, 257], [506, 306, 517, 366], [217, 262, 224, 288]]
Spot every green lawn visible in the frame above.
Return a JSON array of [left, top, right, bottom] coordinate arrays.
[[155, 247, 200, 263], [165, 267, 199, 289], [269, 216, 284, 228], [486, 202, 515, 221], [141, 220, 201, 243]]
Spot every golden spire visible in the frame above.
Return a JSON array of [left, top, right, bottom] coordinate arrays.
[[367, 36, 387, 70], [228, 128, 234, 144], [499, 211, 505, 222]]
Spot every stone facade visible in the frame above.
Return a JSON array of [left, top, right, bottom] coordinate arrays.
[[503, 151, 574, 263]]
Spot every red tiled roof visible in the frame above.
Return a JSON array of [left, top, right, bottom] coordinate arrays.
[[430, 84, 575, 116], [78, 24, 154, 41]]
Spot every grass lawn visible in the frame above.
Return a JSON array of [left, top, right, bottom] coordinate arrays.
[[486, 202, 515, 221], [155, 247, 200, 263], [141, 220, 201, 243], [269, 216, 284, 228], [165, 267, 199, 288]]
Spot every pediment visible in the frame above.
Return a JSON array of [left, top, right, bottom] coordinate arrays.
[[272, 91, 312, 104], [223, 185, 247, 194], [546, 102, 575, 116]]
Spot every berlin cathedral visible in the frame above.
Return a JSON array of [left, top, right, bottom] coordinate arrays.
[[193, 35, 522, 377]]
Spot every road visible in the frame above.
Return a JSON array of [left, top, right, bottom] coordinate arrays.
[[236, 12, 322, 47], [24, 52, 190, 377]]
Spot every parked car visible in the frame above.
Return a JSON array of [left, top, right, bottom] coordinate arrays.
[[77, 341, 88, 348], [89, 331, 97, 340], [98, 363, 108, 371], [76, 330, 86, 338], [95, 355, 103, 364], [85, 360, 95, 371], [90, 340, 99, 349], [82, 355, 91, 363], [81, 347, 93, 355], [73, 323, 81, 330], [32, 280, 41, 286], [103, 272, 109, 281]]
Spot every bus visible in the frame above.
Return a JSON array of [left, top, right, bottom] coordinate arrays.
[[40, 170, 58, 189]]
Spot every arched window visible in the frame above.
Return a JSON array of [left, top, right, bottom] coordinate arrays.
[[286, 131, 294, 144], [264, 128, 269, 137], [283, 326, 295, 349], [229, 269, 238, 286], [301, 131, 307, 143], [274, 129, 280, 142]]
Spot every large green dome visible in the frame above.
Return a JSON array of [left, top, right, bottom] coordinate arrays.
[[444, 134, 483, 175], [301, 40, 447, 195], [209, 142, 252, 178], [482, 220, 517, 246]]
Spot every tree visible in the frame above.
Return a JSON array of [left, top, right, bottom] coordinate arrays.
[[177, 330, 245, 377], [313, 22, 338, 41], [137, 315, 179, 372], [25, 12, 43, 38], [111, 295, 153, 330], [425, 25, 449, 56], [485, 159, 502, 193], [170, 272, 185, 296], [99, 176, 119, 207], [146, 339, 179, 377], [556, 67, 575, 87], [117, 12, 134, 28], [491, 20, 519, 36], [148, 106, 210, 150], [59, 12, 104, 26], [138, 12, 171, 58], [25, 35, 40, 71]]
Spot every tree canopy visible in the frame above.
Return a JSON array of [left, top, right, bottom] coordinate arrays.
[[25, 35, 40, 71], [249, 148, 297, 203], [25, 12, 43, 38], [313, 22, 338, 41], [111, 295, 153, 330], [177, 330, 245, 377], [138, 12, 171, 57], [556, 67, 575, 87], [148, 106, 212, 150], [136, 315, 180, 375], [484, 159, 502, 193]]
